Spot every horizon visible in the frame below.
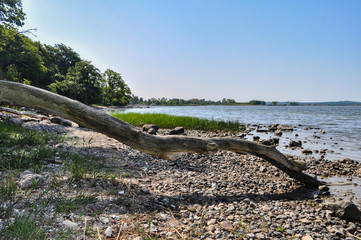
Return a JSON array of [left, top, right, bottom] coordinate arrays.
[[21, 0, 361, 102]]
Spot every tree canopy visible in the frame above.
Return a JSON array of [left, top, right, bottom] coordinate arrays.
[[0, 0, 25, 27], [0, 0, 132, 106]]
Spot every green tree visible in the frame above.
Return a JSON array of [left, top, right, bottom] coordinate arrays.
[[0, 0, 25, 28], [0, 26, 46, 85], [50, 61, 102, 104], [37, 43, 81, 87], [101, 69, 131, 106], [249, 100, 266, 105]]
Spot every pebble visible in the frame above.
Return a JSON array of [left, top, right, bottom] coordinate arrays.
[[220, 221, 233, 231], [302, 235, 313, 240]]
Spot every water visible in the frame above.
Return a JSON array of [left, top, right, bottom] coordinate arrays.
[[122, 105, 361, 162]]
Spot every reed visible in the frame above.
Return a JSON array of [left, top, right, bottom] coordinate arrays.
[[111, 112, 244, 132]]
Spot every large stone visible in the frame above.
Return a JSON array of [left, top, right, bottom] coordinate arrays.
[[289, 140, 302, 147], [274, 130, 283, 136], [168, 126, 185, 135], [18, 170, 45, 189], [50, 116, 72, 127], [147, 128, 157, 135], [277, 125, 294, 131], [259, 139, 273, 146], [323, 199, 361, 222], [302, 149, 313, 155], [142, 124, 159, 132]]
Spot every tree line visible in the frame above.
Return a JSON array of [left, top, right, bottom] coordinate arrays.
[[0, 0, 132, 106], [129, 96, 270, 106]]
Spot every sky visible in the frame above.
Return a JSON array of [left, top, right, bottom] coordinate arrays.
[[21, 0, 361, 102]]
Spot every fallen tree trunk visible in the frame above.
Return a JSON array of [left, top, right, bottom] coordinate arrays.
[[0, 80, 323, 187]]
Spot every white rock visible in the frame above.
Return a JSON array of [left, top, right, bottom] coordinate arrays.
[[100, 217, 109, 224], [158, 213, 168, 221], [105, 226, 113, 237], [63, 220, 78, 229]]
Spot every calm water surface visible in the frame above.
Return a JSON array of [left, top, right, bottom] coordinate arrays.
[[123, 105, 361, 162]]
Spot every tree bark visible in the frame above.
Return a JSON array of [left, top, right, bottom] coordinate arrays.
[[0, 80, 323, 187]]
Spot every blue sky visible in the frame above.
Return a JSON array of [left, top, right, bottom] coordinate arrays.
[[21, 0, 361, 102]]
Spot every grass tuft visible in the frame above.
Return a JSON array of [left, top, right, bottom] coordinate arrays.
[[112, 112, 244, 132]]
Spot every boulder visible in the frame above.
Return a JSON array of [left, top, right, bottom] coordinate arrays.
[[50, 116, 72, 127], [302, 149, 313, 155], [142, 124, 159, 132], [50, 116, 62, 124], [253, 136, 260, 141], [168, 126, 185, 135], [274, 130, 283, 136], [147, 128, 157, 135], [61, 119, 72, 127], [259, 139, 273, 146], [268, 124, 279, 131], [278, 125, 294, 131], [323, 199, 361, 222], [289, 140, 302, 147]]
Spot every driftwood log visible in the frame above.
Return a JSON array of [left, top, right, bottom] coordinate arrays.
[[0, 80, 323, 187]]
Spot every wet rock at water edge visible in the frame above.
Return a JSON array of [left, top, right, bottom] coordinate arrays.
[[277, 125, 294, 131], [268, 124, 279, 131], [302, 149, 313, 155], [274, 130, 283, 136], [259, 139, 273, 146], [289, 140, 302, 147], [323, 199, 361, 222]]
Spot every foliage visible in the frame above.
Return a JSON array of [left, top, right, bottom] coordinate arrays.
[[0, 212, 47, 240], [0, 120, 64, 172], [0, 0, 25, 28], [248, 100, 266, 105], [49, 61, 102, 104], [130, 96, 239, 106], [112, 112, 244, 132], [101, 69, 132, 106], [0, 1, 132, 106]]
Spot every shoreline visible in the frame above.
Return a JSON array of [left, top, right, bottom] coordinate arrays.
[[1, 111, 361, 239]]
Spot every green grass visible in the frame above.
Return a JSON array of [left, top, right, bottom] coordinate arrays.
[[54, 192, 98, 214], [0, 212, 47, 240], [112, 112, 244, 132], [0, 120, 65, 172]]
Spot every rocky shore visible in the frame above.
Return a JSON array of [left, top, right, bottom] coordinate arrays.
[[1, 110, 361, 239]]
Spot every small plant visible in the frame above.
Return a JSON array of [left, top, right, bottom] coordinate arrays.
[[0, 121, 65, 172], [0, 175, 17, 201], [54, 192, 97, 213], [0, 213, 47, 240]]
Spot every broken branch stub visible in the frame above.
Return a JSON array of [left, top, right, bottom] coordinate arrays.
[[0, 80, 323, 187]]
